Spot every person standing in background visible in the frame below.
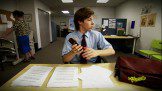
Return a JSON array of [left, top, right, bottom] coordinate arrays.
[[63, 25, 69, 37], [1, 10, 35, 62]]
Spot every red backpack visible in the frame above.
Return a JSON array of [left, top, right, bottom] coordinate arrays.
[[114, 56, 162, 89]]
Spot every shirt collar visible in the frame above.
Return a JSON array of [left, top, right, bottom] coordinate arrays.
[[76, 30, 90, 39]]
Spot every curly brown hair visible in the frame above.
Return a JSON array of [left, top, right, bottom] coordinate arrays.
[[74, 7, 94, 30]]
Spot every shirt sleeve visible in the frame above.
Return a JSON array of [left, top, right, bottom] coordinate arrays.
[[97, 32, 113, 49], [12, 21, 18, 31], [61, 35, 72, 56]]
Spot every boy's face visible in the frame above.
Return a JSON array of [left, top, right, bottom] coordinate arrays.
[[79, 15, 94, 31]]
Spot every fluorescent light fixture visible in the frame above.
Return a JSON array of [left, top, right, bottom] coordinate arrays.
[[62, 11, 69, 14], [97, 0, 109, 3], [61, 0, 73, 3]]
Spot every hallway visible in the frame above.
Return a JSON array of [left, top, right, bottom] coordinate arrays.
[[33, 37, 65, 64]]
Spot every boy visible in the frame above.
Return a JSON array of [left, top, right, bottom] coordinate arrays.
[[62, 7, 115, 64]]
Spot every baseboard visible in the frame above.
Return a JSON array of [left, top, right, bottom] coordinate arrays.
[[34, 43, 42, 52], [37, 48, 42, 51]]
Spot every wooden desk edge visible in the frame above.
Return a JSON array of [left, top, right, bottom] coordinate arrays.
[[0, 63, 154, 91], [1, 63, 115, 87]]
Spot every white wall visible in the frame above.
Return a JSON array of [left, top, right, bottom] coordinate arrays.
[[54, 16, 70, 29], [115, 0, 161, 52], [74, 7, 115, 29], [0, 0, 17, 40], [0, 0, 17, 11], [0, 0, 16, 31], [0, 0, 36, 40], [17, 0, 35, 31]]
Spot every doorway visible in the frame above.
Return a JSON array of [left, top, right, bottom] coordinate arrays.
[[38, 9, 50, 48]]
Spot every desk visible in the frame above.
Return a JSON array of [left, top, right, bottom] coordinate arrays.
[[104, 35, 139, 54], [0, 63, 154, 91]]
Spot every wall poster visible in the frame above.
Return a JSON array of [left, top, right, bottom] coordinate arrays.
[[24, 14, 32, 22], [140, 13, 156, 27], [147, 13, 156, 27], [140, 15, 147, 27]]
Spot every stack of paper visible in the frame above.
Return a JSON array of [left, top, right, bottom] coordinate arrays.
[[47, 67, 78, 87], [11, 66, 53, 87], [78, 65, 114, 88]]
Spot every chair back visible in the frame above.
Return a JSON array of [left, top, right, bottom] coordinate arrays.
[[117, 30, 125, 36], [151, 40, 162, 51]]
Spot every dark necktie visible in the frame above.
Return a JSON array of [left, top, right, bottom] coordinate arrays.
[[80, 34, 87, 64]]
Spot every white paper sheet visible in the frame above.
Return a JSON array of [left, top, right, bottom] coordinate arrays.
[[78, 65, 114, 88], [7, 21, 13, 28], [103, 20, 108, 26], [109, 19, 116, 29], [11, 66, 53, 87], [0, 14, 7, 23], [47, 67, 78, 87]]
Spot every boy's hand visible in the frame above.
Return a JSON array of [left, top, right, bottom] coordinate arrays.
[[82, 48, 99, 60], [71, 44, 83, 54]]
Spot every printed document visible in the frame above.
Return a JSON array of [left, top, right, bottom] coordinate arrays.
[[78, 65, 114, 88], [11, 66, 53, 87], [47, 67, 78, 87]]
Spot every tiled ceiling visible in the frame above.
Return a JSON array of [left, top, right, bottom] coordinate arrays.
[[40, 0, 127, 16]]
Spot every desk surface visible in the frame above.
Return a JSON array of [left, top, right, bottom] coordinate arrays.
[[0, 63, 155, 91], [104, 35, 134, 39]]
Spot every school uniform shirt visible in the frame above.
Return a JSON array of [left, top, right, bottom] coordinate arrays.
[[62, 30, 113, 63]]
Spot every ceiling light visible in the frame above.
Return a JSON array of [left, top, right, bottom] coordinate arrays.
[[47, 11, 51, 14], [62, 11, 69, 14], [61, 0, 73, 3], [97, 0, 109, 3]]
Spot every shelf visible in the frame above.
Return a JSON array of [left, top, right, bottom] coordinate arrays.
[[0, 23, 7, 24]]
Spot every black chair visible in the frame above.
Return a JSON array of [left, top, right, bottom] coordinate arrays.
[[0, 38, 14, 45], [95, 56, 105, 63], [0, 49, 16, 70]]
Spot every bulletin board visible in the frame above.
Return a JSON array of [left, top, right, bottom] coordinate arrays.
[[0, 9, 14, 24], [101, 18, 127, 35]]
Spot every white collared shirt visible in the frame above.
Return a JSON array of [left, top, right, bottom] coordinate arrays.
[[62, 30, 113, 63]]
